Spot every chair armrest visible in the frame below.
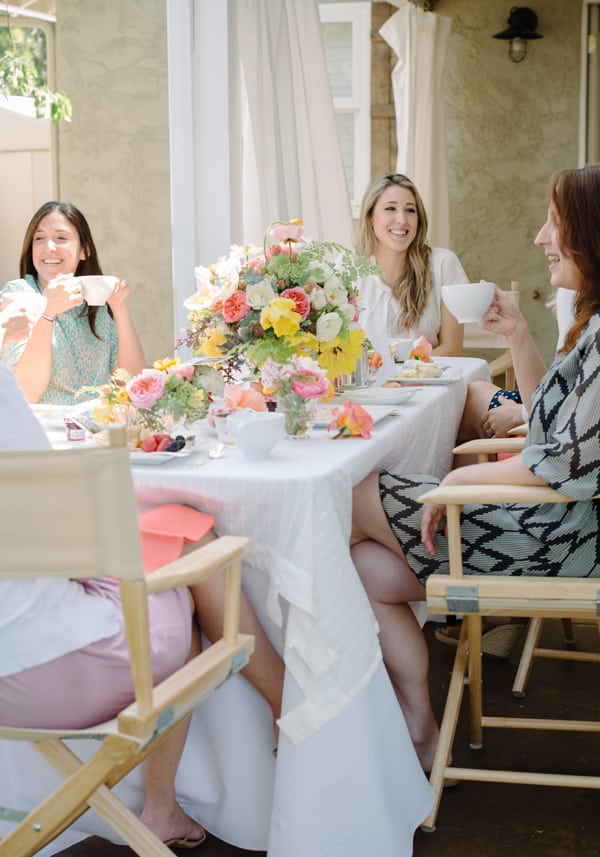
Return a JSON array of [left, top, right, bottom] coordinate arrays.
[[144, 535, 253, 594], [507, 423, 528, 436], [419, 483, 576, 507], [487, 352, 513, 378], [453, 437, 526, 457]]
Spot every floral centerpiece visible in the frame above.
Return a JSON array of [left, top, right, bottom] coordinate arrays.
[[180, 219, 380, 382], [260, 355, 330, 438], [86, 358, 210, 434]]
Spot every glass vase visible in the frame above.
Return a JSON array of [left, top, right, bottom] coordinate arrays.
[[278, 393, 318, 438]]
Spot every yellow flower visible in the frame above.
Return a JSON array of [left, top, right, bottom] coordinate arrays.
[[189, 389, 205, 409], [260, 298, 301, 338], [114, 388, 131, 405], [198, 327, 227, 357], [318, 328, 365, 379], [154, 356, 179, 371], [91, 404, 112, 426]]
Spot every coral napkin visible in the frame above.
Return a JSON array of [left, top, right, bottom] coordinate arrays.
[[138, 503, 215, 574]]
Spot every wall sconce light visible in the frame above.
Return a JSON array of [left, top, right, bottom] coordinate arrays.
[[493, 7, 543, 63]]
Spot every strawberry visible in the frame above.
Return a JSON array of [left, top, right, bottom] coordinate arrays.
[[140, 435, 158, 452], [156, 435, 173, 452]]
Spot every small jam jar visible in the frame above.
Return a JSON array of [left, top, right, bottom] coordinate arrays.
[[64, 417, 85, 442]]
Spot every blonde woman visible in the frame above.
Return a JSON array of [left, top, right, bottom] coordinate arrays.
[[357, 173, 465, 378]]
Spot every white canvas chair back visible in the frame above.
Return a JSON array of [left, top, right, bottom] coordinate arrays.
[[0, 434, 254, 857]]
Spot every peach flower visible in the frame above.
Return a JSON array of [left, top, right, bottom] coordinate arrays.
[[224, 383, 267, 411], [328, 401, 374, 439], [280, 288, 310, 320], [222, 291, 250, 323], [408, 335, 433, 362]]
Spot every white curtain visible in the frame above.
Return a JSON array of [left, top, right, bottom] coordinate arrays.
[[380, 0, 452, 248], [229, 0, 354, 247]]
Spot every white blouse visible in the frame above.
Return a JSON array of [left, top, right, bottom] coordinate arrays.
[[358, 247, 468, 381], [0, 363, 118, 677]]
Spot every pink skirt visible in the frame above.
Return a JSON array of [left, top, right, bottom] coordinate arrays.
[[0, 578, 192, 728]]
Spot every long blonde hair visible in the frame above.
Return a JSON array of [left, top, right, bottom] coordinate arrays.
[[358, 173, 432, 330]]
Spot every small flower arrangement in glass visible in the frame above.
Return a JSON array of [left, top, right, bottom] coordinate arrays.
[[179, 219, 380, 382], [85, 358, 210, 434], [260, 355, 331, 438]]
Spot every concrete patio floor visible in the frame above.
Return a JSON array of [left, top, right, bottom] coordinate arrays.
[[54, 619, 600, 857]]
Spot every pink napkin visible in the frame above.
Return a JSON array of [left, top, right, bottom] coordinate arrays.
[[138, 504, 215, 575]]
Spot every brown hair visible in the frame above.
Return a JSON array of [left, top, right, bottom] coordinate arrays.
[[358, 173, 432, 331], [19, 200, 106, 337], [550, 166, 600, 353]]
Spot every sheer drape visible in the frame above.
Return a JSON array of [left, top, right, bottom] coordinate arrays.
[[380, 0, 452, 248], [229, 0, 354, 246]]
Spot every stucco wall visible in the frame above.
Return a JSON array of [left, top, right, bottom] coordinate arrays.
[[55, 0, 173, 364], [440, 0, 582, 363]]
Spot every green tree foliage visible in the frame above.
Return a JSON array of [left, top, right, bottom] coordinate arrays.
[[0, 24, 72, 122]]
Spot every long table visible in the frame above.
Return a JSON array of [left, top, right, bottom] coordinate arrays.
[[0, 357, 489, 857]]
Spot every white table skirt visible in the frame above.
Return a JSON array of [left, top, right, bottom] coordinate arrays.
[[0, 357, 489, 856]]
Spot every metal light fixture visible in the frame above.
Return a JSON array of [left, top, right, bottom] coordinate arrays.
[[493, 7, 543, 63]]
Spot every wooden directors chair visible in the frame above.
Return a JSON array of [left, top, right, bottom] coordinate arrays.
[[0, 429, 254, 857], [418, 477, 600, 832]]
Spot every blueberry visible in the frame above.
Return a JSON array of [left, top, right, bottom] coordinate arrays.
[[165, 436, 186, 452]]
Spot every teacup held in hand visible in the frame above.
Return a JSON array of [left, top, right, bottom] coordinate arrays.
[[441, 282, 494, 323], [75, 276, 119, 306]]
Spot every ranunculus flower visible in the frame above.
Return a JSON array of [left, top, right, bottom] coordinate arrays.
[[316, 311, 343, 342], [222, 290, 250, 323], [260, 298, 301, 337], [291, 372, 329, 399], [126, 373, 166, 409], [224, 383, 267, 411], [270, 221, 304, 243], [409, 335, 433, 362], [281, 288, 310, 320], [246, 280, 277, 308], [328, 401, 374, 439], [167, 363, 194, 381]]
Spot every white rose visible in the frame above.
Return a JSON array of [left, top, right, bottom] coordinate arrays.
[[309, 286, 327, 310], [316, 311, 343, 341], [324, 277, 348, 307], [246, 280, 277, 308]]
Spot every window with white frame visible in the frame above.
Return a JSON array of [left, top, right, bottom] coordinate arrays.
[[319, 2, 371, 217]]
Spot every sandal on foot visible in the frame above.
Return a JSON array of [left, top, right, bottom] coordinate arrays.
[[164, 828, 207, 850], [435, 622, 525, 661]]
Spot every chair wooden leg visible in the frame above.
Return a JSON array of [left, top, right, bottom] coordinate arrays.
[[561, 618, 576, 646], [467, 615, 483, 749], [512, 617, 543, 698], [421, 623, 469, 832]]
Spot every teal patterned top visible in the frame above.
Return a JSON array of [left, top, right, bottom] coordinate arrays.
[[0, 275, 118, 405]]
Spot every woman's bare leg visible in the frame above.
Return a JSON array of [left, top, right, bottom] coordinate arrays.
[[456, 380, 499, 443], [351, 473, 439, 771], [140, 612, 206, 844]]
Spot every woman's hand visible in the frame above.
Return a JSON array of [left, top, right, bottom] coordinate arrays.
[[107, 279, 132, 311], [0, 305, 35, 343], [421, 502, 447, 557], [479, 284, 524, 339], [481, 397, 524, 438], [43, 274, 83, 318]]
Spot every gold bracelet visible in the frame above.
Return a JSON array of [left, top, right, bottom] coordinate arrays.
[[41, 313, 55, 323]]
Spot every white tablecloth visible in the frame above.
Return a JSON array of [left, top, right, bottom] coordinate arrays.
[[0, 357, 489, 857]]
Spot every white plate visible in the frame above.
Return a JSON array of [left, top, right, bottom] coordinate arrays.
[[314, 403, 400, 427], [388, 366, 462, 386], [336, 387, 417, 406], [130, 449, 193, 465]]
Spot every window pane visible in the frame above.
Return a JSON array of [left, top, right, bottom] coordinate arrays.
[[335, 112, 354, 199], [321, 22, 353, 98]]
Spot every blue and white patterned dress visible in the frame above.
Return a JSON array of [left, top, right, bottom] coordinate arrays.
[[0, 275, 118, 405], [378, 312, 600, 582]]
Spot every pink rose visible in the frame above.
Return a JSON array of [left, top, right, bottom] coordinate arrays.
[[222, 290, 250, 323], [292, 373, 329, 399], [281, 288, 310, 320], [167, 363, 194, 381], [126, 374, 166, 408]]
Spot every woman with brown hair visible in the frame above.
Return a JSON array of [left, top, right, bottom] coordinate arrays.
[[350, 165, 600, 770], [0, 200, 145, 404]]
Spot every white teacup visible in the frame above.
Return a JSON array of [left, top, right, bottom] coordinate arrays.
[[75, 275, 119, 306], [1, 290, 47, 320], [388, 337, 413, 363], [441, 282, 494, 323], [227, 411, 285, 459]]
